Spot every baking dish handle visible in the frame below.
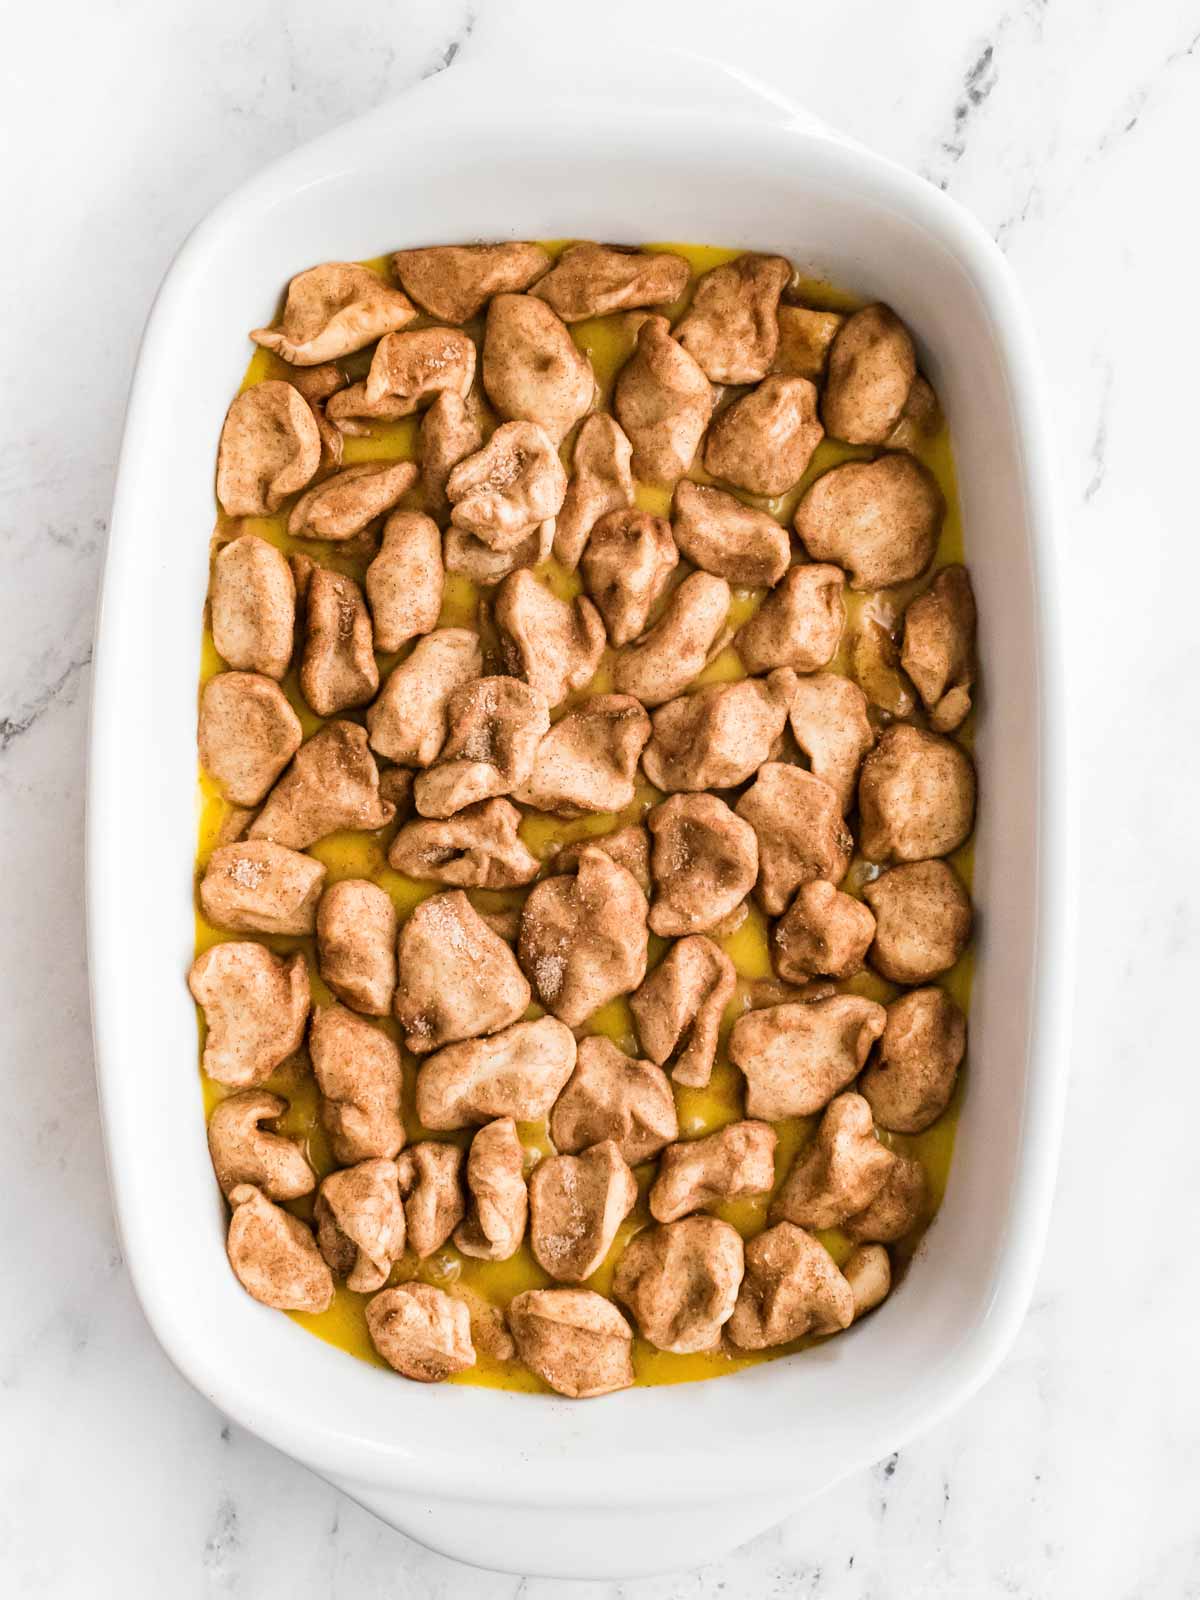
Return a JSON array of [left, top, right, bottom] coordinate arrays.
[[443, 37, 849, 144]]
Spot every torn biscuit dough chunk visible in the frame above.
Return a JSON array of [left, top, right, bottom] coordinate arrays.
[[420, 389, 485, 521], [199, 672, 302, 807], [226, 1185, 334, 1313], [641, 669, 798, 793], [771, 304, 844, 381], [857, 724, 976, 863], [821, 303, 917, 445], [552, 413, 635, 569], [316, 878, 398, 1015], [843, 1154, 927, 1244], [288, 361, 348, 476], [482, 293, 595, 444], [325, 335, 475, 439], [734, 563, 845, 675], [443, 519, 554, 586], [394, 889, 531, 1054], [531, 243, 690, 321], [771, 1094, 893, 1230], [900, 564, 976, 732], [216, 381, 321, 516], [727, 1222, 853, 1350], [395, 1142, 466, 1259], [288, 459, 417, 540], [250, 261, 416, 364], [843, 1243, 892, 1319], [315, 1158, 406, 1293], [773, 879, 876, 983], [388, 797, 540, 888], [580, 508, 679, 645], [378, 765, 415, 816], [887, 373, 941, 452], [210, 534, 296, 681], [513, 695, 650, 817], [365, 511, 445, 653], [728, 994, 886, 1119], [416, 1014, 577, 1130], [324, 382, 417, 435], [464, 1287, 520, 1368], [252, 720, 395, 848], [367, 628, 483, 768], [288, 545, 318, 610], [309, 1003, 406, 1164], [207, 1089, 315, 1201], [299, 568, 379, 717], [362, 327, 477, 411], [630, 934, 735, 1089], [675, 253, 792, 384], [366, 1282, 476, 1382], [199, 840, 325, 936], [857, 620, 916, 707], [454, 1117, 529, 1262], [406, 550, 465, 668], [550, 1035, 678, 1165], [649, 1121, 777, 1223], [413, 676, 549, 818], [612, 1215, 744, 1354], [859, 986, 966, 1133], [518, 847, 648, 1026], [788, 672, 874, 814], [189, 943, 310, 1089], [392, 241, 551, 323], [795, 452, 943, 590], [742, 976, 838, 1011], [550, 827, 649, 895], [494, 569, 606, 706], [735, 763, 853, 915], [704, 375, 824, 497], [530, 1140, 638, 1282], [612, 571, 731, 706], [507, 1288, 634, 1398], [671, 480, 791, 588], [647, 793, 758, 937], [613, 315, 715, 485], [863, 859, 972, 984], [447, 421, 568, 551], [327, 338, 472, 432], [851, 616, 916, 719]]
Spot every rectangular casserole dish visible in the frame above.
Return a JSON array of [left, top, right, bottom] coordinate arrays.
[[88, 47, 1072, 1579]]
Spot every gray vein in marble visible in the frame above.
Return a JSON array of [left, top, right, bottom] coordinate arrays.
[[939, 38, 1000, 175], [917, 12, 1013, 195], [203, 1493, 241, 1584], [993, 178, 1042, 249], [0, 651, 91, 754], [1092, 25, 1200, 160], [1084, 359, 1113, 503], [875, 1450, 900, 1519], [423, 7, 475, 79], [40, 513, 107, 555]]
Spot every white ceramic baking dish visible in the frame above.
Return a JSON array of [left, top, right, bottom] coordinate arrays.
[[88, 46, 1072, 1580]]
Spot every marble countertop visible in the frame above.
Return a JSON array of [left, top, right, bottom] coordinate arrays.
[[3, 0, 1198, 1593]]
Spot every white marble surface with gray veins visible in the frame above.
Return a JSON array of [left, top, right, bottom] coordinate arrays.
[[2, 0, 1198, 1594]]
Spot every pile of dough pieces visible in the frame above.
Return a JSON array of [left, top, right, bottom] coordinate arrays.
[[191, 242, 977, 1398]]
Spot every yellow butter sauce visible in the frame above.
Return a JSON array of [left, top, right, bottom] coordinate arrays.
[[195, 241, 973, 1390]]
